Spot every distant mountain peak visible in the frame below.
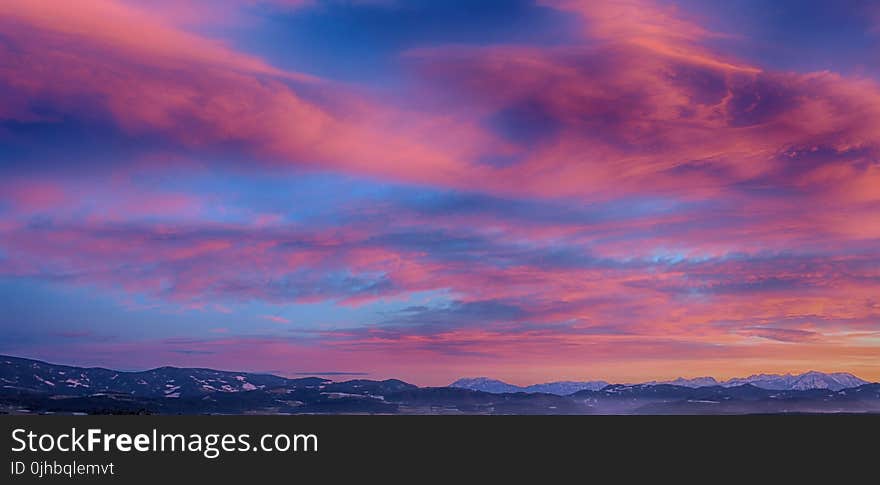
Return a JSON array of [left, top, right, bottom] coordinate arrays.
[[644, 376, 719, 388], [452, 371, 871, 394], [450, 377, 521, 394], [451, 377, 609, 395], [721, 371, 868, 391], [452, 377, 498, 383]]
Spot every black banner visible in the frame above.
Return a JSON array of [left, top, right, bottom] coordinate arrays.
[[1, 415, 877, 483]]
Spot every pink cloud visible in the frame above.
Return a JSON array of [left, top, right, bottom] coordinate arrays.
[[408, 45, 880, 202], [0, 0, 502, 189], [542, 0, 749, 71], [4, 0, 879, 206], [0, 180, 66, 212], [261, 315, 291, 324]]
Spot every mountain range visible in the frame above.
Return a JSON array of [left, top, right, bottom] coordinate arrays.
[[452, 372, 868, 395], [451, 377, 610, 394], [2, 355, 878, 415]]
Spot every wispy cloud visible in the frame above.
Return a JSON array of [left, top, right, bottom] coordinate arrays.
[[261, 315, 291, 324]]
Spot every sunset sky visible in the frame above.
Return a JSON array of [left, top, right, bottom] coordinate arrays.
[[1, 0, 879, 385]]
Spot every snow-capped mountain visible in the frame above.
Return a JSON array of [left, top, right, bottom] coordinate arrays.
[[0, 355, 324, 398], [646, 377, 720, 388], [451, 377, 609, 395], [524, 381, 611, 394], [453, 371, 870, 394], [449, 377, 522, 393], [721, 371, 868, 391]]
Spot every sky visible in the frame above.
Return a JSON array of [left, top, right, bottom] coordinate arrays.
[[1, 0, 879, 386]]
